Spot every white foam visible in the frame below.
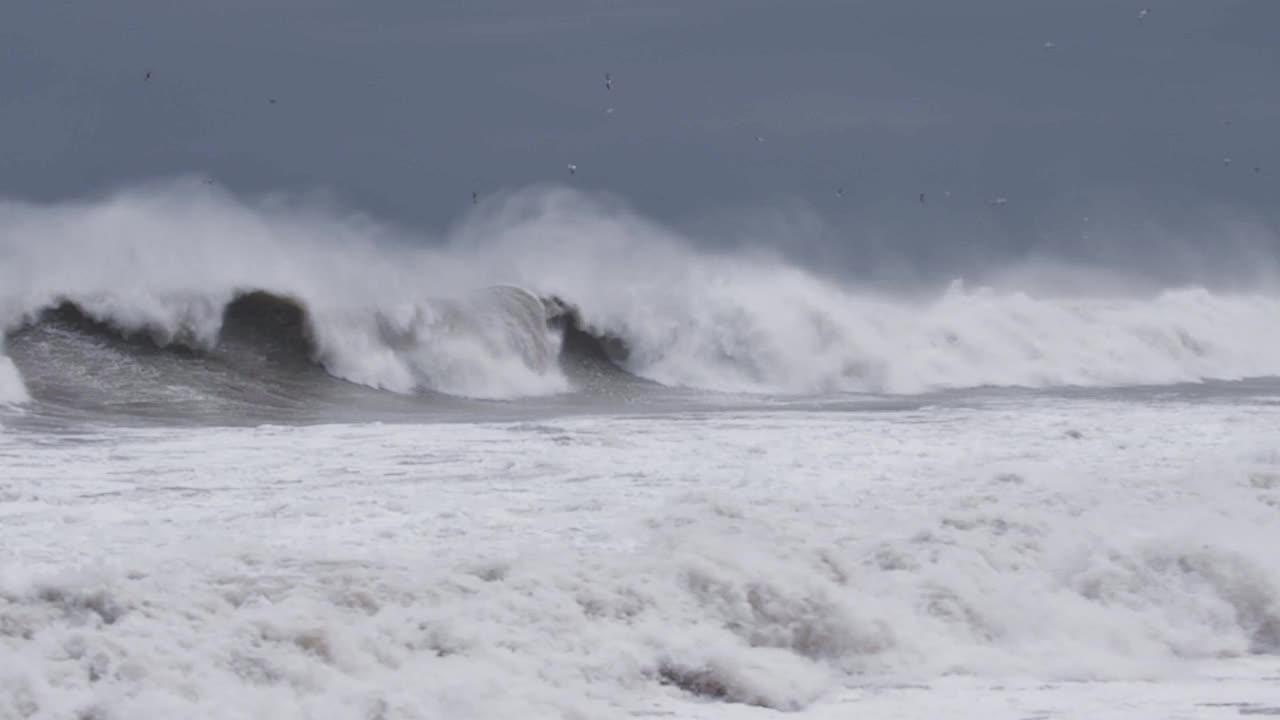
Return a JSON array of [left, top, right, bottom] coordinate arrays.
[[0, 342, 28, 405], [452, 192, 1280, 393], [2, 181, 1280, 399], [1, 398, 1279, 718], [557, 268, 1280, 394], [305, 286, 567, 399]]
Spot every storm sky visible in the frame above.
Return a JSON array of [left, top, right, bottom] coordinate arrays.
[[2, 0, 1278, 278]]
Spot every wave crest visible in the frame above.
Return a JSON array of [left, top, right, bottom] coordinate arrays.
[[560, 280, 1280, 394], [3, 183, 1280, 409], [306, 284, 567, 399], [7, 287, 569, 402]]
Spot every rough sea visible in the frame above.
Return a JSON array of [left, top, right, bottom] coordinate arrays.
[[2, 184, 1279, 719]]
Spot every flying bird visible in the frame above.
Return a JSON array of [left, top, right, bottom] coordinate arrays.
[[1138, 8, 1150, 19], [989, 196, 1009, 207], [919, 192, 926, 205], [836, 187, 844, 198], [144, 70, 152, 81], [605, 73, 612, 90], [567, 163, 577, 175], [1043, 41, 1057, 50], [472, 191, 478, 204]]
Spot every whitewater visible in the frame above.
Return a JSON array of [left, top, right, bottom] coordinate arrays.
[[2, 182, 1280, 410], [3, 182, 1280, 719]]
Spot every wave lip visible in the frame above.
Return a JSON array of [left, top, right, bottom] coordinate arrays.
[[4, 286, 573, 410], [309, 284, 570, 400], [11, 280, 1280, 412]]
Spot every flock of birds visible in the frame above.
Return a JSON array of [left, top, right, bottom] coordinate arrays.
[[138, 6, 1263, 214]]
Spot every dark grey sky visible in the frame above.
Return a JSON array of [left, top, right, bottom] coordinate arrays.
[[3, 0, 1278, 279]]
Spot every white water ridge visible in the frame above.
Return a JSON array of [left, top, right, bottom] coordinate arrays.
[[568, 278, 1280, 394], [3, 182, 1280, 402]]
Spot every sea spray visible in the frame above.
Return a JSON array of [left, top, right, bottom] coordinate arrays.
[[4, 182, 1280, 400]]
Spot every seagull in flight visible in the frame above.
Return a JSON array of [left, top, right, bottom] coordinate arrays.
[[605, 73, 612, 90], [567, 163, 577, 175], [1138, 8, 1150, 19], [836, 187, 845, 198], [144, 70, 152, 81]]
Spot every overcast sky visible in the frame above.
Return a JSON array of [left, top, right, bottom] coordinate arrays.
[[3, 0, 1278, 278]]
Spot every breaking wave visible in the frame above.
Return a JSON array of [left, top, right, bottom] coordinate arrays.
[[6, 286, 568, 404], [2, 180, 1280, 412], [560, 275, 1280, 395]]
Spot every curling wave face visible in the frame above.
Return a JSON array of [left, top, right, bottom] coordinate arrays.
[[3, 181, 1280, 419], [3, 288, 578, 425]]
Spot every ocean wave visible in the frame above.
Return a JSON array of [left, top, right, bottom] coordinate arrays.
[[6, 287, 569, 403], [2, 182, 1280, 407], [565, 280, 1280, 394]]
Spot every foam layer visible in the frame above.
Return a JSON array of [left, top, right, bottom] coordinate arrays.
[[1, 398, 1278, 718]]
